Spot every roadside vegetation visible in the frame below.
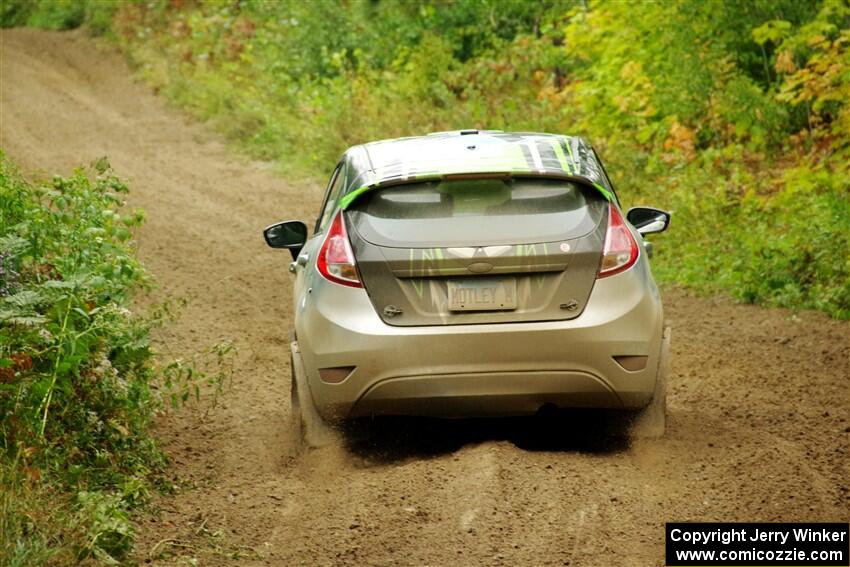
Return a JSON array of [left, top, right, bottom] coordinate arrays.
[[0, 155, 161, 564], [4, 0, 846, 318], [0, 155, 232, 564]]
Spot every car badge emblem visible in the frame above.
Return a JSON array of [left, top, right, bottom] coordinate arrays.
[[467, 262, 493, 274], [560, 242, 571, 253]]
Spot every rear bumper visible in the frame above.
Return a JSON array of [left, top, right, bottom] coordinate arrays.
[[350, 370, 619, 418], [295, 260, 663, 420]]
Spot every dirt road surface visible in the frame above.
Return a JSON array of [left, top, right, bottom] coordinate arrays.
[[2, 29, 848, 567]]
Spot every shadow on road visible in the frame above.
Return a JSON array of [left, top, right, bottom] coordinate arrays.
[[340, 410, 630, 465]]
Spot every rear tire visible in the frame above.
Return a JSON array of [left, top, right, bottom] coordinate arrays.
[[289, 352, 304, 444], [289, 342, 335, 449], [629, 326, 670, 439]]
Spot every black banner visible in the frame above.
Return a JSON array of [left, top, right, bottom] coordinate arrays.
[[666, 523, 849, 566]]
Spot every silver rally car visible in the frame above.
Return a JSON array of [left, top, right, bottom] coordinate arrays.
[[264, 130, 671, 445]]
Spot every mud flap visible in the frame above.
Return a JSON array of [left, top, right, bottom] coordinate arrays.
[[289, 341, 335, 449], [630, 326, 670, 439]]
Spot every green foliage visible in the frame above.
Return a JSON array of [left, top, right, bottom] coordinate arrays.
[[0, 0, 117, 34], [554, 0, 849, 317], [1, 0, 84, 30], [161, 339, 235, 410], [8, 0, 848, 317], [0, 156, 235, 564], [646, 150, 849, 319], [0, 155, 158, 564]]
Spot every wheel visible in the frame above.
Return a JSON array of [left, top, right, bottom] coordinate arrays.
[[630, 326, 670, 439], [289, 341, 335, 449]]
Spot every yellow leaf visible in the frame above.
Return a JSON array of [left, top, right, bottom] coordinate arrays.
[[775, 50, 796, 74]]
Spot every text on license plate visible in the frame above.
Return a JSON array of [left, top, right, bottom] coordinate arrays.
[[447, 277, 517, 311]]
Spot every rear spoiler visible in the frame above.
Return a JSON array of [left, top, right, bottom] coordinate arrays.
[[338, 171, 615, 210]]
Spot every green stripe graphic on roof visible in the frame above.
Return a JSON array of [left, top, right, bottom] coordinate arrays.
[[504, 144, 530, 170], [549, 139, 572, 174], [338, 185, 370, 209], [592, 182, 615, 202], [562, 137, 578, 173]]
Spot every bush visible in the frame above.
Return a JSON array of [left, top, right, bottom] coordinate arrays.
[[0, 155, 161, 564], [1, 0, 117, 34], [0, 0, 84, 30]]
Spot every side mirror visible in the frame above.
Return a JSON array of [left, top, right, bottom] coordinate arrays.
[[263, 220, 308, 259], [626, 207, 671, 236]]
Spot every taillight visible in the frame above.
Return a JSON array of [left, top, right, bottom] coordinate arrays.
[[598, 203, 639, 278], [316, 211, 362, 288]]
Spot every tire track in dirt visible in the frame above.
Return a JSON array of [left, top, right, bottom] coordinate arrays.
[[2, 28, 847, 567]]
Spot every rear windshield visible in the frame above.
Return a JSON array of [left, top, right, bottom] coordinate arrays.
[[348, 177, 606, 248]]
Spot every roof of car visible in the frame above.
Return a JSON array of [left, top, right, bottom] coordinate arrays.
[[339, 130, 615, 209]]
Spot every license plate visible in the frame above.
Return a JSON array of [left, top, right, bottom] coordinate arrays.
[[447, 277, 517, 311]]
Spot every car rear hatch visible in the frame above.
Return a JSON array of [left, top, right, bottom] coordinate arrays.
[[346, 176, 607, 326]]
